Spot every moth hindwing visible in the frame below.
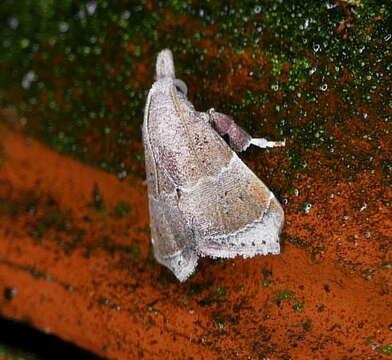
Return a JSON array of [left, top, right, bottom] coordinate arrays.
[[142, 49, 285, 282]]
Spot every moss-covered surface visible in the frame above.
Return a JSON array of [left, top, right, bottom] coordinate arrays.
[[0, 0, 390, 179]]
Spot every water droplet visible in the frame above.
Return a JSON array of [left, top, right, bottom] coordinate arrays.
[[360, 203, 367, 211], [304, 202, 312, 214], [117, 170, 127, 180], [77, 9, 85, 20], [86, 1, 97, 15], [320, 84, 328, 91], [59, 21, 69, 33], [8, 17, 19, 29], [385, 34, 391, 42], [254, 5, 262, 14], [292, 188, 299, 197], [22, 71, 37, 89], [326, 3, 337, 9], [313, 43, 320, 53], [309, 67, 317, 75], [122, 10, 131, 20]]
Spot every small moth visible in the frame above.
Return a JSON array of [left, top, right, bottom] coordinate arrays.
[[143, 49, 285, 281]]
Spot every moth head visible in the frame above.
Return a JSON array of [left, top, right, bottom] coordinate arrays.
[[156, 49, 175, 80]]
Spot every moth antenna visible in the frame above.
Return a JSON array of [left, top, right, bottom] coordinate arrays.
[[156, 49, 175, 80], [250, 138, 286, 148]]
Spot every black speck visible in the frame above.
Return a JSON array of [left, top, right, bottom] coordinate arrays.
[[176, 188, 181, 199], [4, 287, 17, 301], [99, 297, 110, 305]]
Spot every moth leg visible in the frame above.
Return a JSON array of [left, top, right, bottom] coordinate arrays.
[[208, 108, 285, 152]]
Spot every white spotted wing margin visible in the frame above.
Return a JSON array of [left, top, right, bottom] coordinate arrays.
[[142, 49, 285, 282]]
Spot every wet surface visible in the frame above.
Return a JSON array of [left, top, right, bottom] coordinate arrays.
[[0, 1, 391, 359]]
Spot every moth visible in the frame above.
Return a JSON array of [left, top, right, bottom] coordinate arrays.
[[143, 49, 285, 281]]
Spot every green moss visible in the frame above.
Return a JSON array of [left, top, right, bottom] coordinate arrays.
[[215, 287, 227, 296], [281, 232, 311, 248], [275, 289, 305, 313], [129, 245, 140, 259], [380, 262, 391, 269], [262, 279, 271, 288], [187, 284, 202, 297], [302, 319, 312, 331], [0, 0, 389, 182], [213, 315, 225, 328], [292, 301, 304, 312], [113, 201, 132, 218], [262, 269, 272, 287], [381, 344, 392, 354], [274, 290, 294, 303]]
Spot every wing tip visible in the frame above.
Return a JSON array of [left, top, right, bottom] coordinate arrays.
[[154, 246, 199, 282]]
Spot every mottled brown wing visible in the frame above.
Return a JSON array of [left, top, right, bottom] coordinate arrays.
[[178, 153, 283, 258], [143, 89, 198, 282]]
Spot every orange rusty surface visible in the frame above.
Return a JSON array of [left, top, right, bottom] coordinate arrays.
[[0, 119, 391, 359]]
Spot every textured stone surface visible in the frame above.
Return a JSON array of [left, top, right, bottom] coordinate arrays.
[[0, 114, 391, 358]]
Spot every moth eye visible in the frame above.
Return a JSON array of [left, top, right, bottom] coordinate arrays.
[[174, 79, 188, 96]]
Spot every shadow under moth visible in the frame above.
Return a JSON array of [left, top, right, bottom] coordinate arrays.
[[143, 49, 285, 281]]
